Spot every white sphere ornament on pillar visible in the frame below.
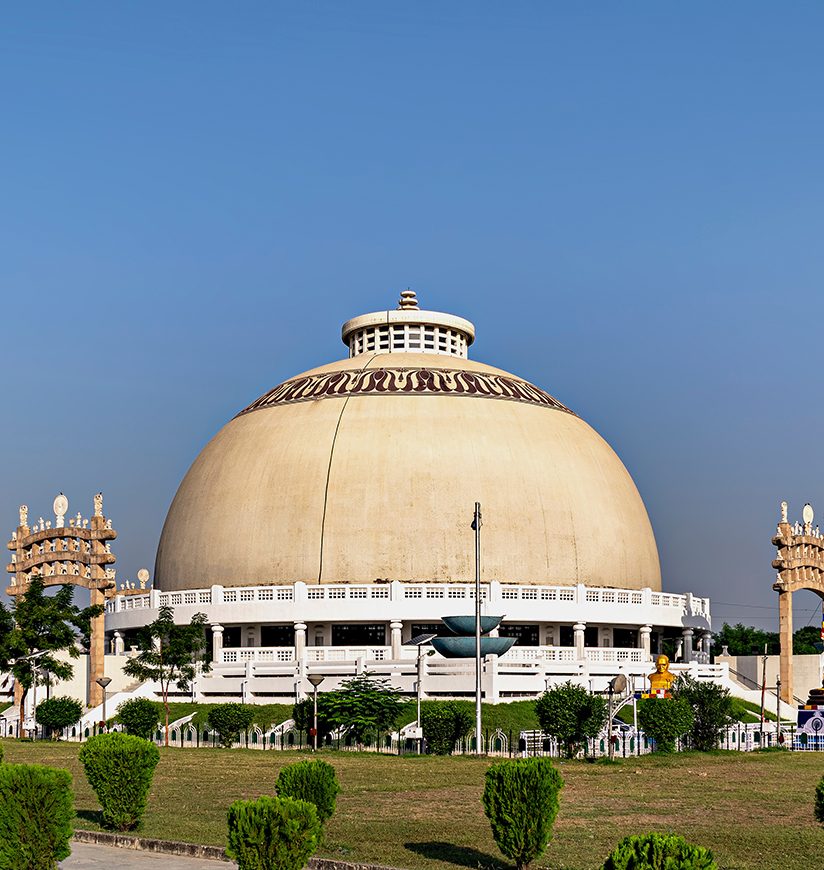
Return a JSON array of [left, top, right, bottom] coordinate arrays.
[[53, 494, 68, 528]]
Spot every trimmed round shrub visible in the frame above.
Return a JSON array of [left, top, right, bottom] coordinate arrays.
[[227, 795, 321, 870], [208, 703, 255, 748], [276, 759, 340, 825], [117, 698, 160, 740], [35, 697, 82, 739], [482, 757, 564, 870], [601, 833, 717, 869], [815, 774, 824, 825], [79, 732, 160, 831], [0, 762, 74, 870], [638, 698, 694, 753]]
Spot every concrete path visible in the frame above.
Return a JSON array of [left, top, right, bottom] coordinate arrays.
[[62, 842, 236, 869]]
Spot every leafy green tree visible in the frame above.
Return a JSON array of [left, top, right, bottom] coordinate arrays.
[[0, 578, 102, 737], [116, 698, 161, 740], [35, 697, 82, 739], [482, 758, 564, 870], [638, 698, 694, 752], [534, 681, 607, 758], [712, 623, 778, 657], [673, 675, 734, 751], [292, 697, 333, 742], [420, 701, 474, 754], [208, 703, 255, 748], [323, 673, 403, 744], [122, 605, 210, 745], [792, 625, 824, 655]]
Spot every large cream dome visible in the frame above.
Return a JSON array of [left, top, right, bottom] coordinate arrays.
[[155, 294, 661, 592]]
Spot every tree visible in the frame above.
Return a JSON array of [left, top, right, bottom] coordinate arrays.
[[712, 623, 778, 657], [792, 626, 824, 655], [323, 673, 403, 744], [638, 698, 694, 752], [420, 701, 474, 754], [292, 697, 333, 742], [0, 578, 102, 738], [207, 703, 255, 748], [534, 681, 607, 758], [674, 675, 734, 751], [35, 696, 82, 739], [116, 698, 161, 740], [122, 605, 210, 745]]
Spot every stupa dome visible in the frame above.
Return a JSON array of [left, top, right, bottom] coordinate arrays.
[[155, 293, 661, 592]]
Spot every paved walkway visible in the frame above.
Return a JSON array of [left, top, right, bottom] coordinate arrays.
[[62, 842, 236, 869]]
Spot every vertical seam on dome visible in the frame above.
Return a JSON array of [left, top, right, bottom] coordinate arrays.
[[317, 353, 380, 583]]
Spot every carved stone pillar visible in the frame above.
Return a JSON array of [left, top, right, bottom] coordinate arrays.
[[779, 590, 793, 704], [88, 587, 106, 707]]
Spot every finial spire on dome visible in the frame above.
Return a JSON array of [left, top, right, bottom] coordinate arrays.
[[398, 289, 420, 310]]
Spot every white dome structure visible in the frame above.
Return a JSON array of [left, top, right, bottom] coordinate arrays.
[[104, 291, 710, 704], [155, 351, 660, 593]]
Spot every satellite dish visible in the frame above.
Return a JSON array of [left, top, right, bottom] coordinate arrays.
[[803, 503, 815, 525], [53, 494, 68, 518], [137, 568, 150, 584]]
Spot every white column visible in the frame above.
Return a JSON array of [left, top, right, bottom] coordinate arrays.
[[682, 628, 694, 663], [573, 622, 586, 661], [113, 631, 125, 656], [700, 631, 712, 662], [294, 622, 307, 661], [390, 621, 403, 659], [639, 625, 652, 661], [211, 624, 224, 663]]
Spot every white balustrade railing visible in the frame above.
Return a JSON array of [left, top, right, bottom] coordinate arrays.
[[107, 581, 710, 618]]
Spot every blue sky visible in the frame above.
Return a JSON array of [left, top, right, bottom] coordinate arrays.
[[2, 3, 823, 629]]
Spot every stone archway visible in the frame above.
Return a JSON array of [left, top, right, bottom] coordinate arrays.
[[772, 501, 824, 704]]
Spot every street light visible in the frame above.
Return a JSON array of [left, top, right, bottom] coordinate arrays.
[[408, 633, 437, 751], [96, 676, 112, 732], [307, 674, 324, 751], [607, 674, 627, 761]]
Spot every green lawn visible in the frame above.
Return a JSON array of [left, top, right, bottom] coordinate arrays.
[[3, 740, 822, 870]]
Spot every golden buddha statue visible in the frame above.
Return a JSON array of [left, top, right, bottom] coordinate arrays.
[[648, 654, 675, 693]]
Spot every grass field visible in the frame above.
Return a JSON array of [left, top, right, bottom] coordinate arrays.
[[2, 741, 822, 870]]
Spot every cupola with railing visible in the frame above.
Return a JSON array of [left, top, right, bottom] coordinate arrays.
[[341, 290, 476, 359]]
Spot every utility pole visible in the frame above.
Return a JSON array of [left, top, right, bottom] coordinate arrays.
[[472, 502, 483, 755], [759, 644, 768, 743]]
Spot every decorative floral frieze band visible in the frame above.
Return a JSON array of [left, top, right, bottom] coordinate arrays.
[[238, 368, 573, 416]]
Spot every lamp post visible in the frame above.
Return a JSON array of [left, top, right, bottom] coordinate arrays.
[[471, 502, 483, 755], [96, 676, 112, 732], [408, 633, 437, 751], [307, 674, 324, 751], [775, 675, 782, 744]]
